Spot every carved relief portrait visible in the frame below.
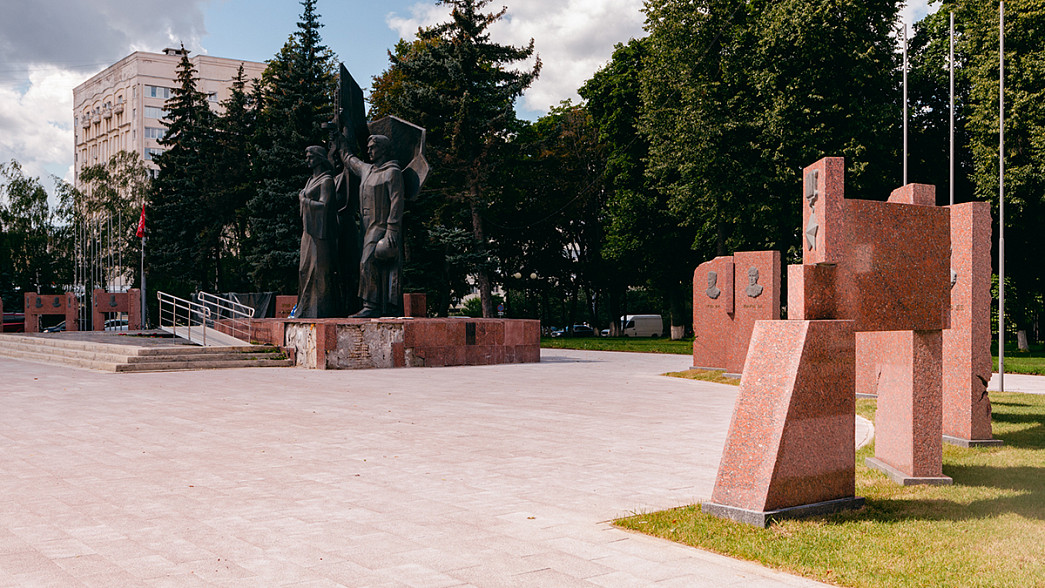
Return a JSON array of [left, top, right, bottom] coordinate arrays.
[[706, 271, 721, 299], [745, 266, 763, 298]]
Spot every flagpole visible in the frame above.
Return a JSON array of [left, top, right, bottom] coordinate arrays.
[[950, 11, 955, 206], [903, 23, 908, 186], [998, 2, 1006, 392]]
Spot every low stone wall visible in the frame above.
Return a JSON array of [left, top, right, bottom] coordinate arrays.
[[251, 317, 540, 369]]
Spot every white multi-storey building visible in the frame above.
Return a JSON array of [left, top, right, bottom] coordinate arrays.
[[72, 48, 266, 189]]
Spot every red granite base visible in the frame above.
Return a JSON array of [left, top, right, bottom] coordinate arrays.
[[709, 319, 857, 518], [250, 317, 540, 370]]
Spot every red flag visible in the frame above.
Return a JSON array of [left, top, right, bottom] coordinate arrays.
[[135, 203, 146, 238]]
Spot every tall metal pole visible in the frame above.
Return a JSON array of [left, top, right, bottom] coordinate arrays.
[[950, 12, 955, 206], [141, 235, 146, 328], [903, 23, 909, 186], [999, 1, 1006, 392]]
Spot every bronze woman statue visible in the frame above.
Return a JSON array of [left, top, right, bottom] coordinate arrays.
[[297, 145, 339, 318]]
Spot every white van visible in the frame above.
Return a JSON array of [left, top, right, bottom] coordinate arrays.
[[621, 314, 663, 337]]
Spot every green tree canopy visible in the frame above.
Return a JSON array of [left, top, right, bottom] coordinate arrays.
[[246, 0, 337, 293]]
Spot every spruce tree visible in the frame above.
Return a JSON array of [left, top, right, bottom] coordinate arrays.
[[369, 0, 540, 317], [149, 47, 218, 296], [246, 0, 336, 293], [214, 65, 258, 291]]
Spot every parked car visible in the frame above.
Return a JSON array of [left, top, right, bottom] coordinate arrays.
[[104, 318, 129, 331], [42, 320, 66, 333], [2, 312, 25, 332], [549, 327, 565, 338], [569, 324, 595, 337]]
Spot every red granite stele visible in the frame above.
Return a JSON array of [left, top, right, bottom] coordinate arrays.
[[942, 202, 999, 446], [692, 251, 781, 374], [703, 319, 861, 527], [24, 292, 79, 332], [692, 256, 734, 371], [91, 289, 142, 331], [706, 157, 955, 527]]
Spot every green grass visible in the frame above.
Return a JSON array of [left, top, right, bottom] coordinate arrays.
[[993, 342, 1045, 375], [665, 368, 740, 386], [616, 392, 1045, 588], [540, 336, 693, 355]]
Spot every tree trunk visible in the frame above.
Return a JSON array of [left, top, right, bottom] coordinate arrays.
[[1018, 329, 1029, 352], [668, 285, 686, 341], [469, 193, 494, 318]]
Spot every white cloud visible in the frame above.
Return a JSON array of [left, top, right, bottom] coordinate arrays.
[[387, 0, 646, 116], [901, 0, 940, 29], [0, 0, 209, 193]]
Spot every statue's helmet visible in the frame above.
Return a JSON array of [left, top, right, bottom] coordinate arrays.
[[376, 235, 397, 261]]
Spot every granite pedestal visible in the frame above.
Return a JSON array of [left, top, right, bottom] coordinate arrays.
[[251, 317, 540, 370]]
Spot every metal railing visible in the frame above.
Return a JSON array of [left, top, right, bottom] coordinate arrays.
[[197, 291, 255, 343], [156, 290, 211, 346]]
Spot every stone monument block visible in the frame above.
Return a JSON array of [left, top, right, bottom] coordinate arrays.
[[692, 256, 734, 369], [91, 289, 142, 331], [691, 251, 780, 374], [275, 295, 298, 319], [865, 329, 952, 484], [729, 251, 781, 369], [403, 293, 427, 317], [24, 293, 79, 332], [942, 202, 998, 446], [704, 320, 862, 527], [802, 157, 846, 264]]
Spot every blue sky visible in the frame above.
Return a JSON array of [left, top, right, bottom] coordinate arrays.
[[0, 0, 934, 192]]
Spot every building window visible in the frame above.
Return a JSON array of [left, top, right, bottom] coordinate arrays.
[[144, 126, 165, 140], [144, 148, 165, 161], [208, 92, 218, 102], [144, 106, 167, 119], [145, 85, 171, 99]]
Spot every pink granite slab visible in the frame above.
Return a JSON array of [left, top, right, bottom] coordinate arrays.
[[942, 202, 996, 444], [835, 198, 950, 332], [727, 251, 782, 373], [692, 256, 735, 370], [866, 329, 951, 483], [802, 157, 846, 265], [710, 319, 856, 513], [787, 263, 836, 320]]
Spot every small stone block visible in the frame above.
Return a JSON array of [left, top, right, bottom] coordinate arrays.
[[275, 295, 297, 318], [942, 435, 1003, 448], [787, 263, 836, 320], [865, 457, 953, 486], [702, 496, 865, 528], [887, 183, 936, 206], [402, 293, 427, 317]]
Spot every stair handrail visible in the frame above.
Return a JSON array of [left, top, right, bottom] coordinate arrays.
[[197, 291, 255, 343], [156, 290, 211, 346]]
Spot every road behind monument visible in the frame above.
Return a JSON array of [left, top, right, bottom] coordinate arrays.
[[0, 349, 832, 587]]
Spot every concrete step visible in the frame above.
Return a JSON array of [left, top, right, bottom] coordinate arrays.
[[0, 334, 147, 356], [124, 351, 287, 364], [0, 334, 291, 373], [0, 346, 121, 372], [114, 358, 295, 372], [0, 336, 141, 363]]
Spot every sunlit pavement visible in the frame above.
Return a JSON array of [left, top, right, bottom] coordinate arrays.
[[0, 349, 848, 587]]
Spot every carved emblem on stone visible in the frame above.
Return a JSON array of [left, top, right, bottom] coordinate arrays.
[[745, 266, 763, 298], [804, 169, 819, 250], [706, 271, 721, 299]]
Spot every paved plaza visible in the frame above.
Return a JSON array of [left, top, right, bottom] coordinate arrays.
[[2, 349, 840, 587]]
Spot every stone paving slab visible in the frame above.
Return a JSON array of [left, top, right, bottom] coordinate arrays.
[[0, 349, 840, 586]]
